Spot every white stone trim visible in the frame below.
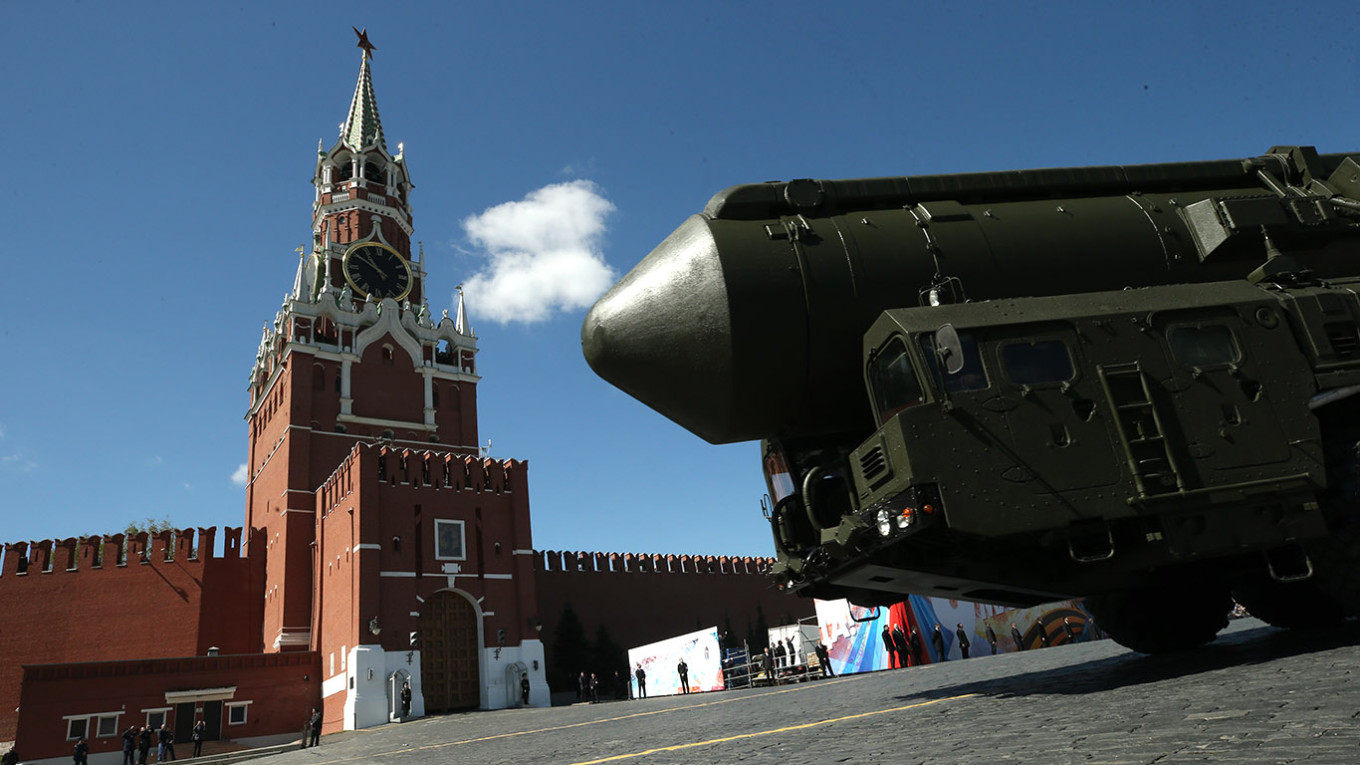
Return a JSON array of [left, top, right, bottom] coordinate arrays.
[[165, 688, 236, 704]]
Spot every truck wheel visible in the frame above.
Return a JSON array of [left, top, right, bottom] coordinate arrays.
[[1304, 423, 1360, 616], [1230, 580, 1345, 629], [1082, 585, 1232, 654]]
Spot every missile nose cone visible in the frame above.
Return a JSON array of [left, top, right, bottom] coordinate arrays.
[[582, 216, 737, 444]]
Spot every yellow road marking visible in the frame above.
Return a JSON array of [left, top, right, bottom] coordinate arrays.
[[569, 694, 976, 764], [295, 677, 932, 764]]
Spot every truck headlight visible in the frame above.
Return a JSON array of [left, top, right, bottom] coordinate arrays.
[[876, 508, 893, 537]]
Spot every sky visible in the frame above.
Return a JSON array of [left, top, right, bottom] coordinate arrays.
[[2, 1, 1359, 560]]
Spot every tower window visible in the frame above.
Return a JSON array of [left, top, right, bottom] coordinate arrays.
[[364, 161, 384, 185], [382, 345, 394, 364]]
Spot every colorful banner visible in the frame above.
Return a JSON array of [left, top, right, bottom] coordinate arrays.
[[627, 626, 724, 696], [816, 596, 1098, 675]]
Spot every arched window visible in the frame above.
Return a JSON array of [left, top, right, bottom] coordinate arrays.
[[364, 161, 384, 185]]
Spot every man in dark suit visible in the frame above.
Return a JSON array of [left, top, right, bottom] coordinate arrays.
[[1010, 622, 1026, 651], [891, 624, 910, 669], [931, 623, 947, 661], [955, 623, 972, 659]]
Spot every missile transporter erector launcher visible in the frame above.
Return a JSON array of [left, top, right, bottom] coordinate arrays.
[[584, 146, 1360, 653]]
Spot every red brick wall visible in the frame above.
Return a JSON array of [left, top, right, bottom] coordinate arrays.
[[533, 551, 814, 687], [0, 528, 263, 743], [15, 651, 319, 762]]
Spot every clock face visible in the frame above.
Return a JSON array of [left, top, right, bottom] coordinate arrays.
[[342, 241, 413, 301]]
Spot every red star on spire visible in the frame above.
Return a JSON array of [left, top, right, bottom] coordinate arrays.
[[353, 26, 376, 58]]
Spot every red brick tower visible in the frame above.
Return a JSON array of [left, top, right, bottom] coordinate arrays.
[[244, 32, 541, 731]]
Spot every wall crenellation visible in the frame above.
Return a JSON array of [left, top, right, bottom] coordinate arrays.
[[0, 527, 246, 578], [375, 444, 524, 495], [534, 549, 773, 576]]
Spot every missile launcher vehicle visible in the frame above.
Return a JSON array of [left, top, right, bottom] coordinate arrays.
[[583, 146, 1360, 652]]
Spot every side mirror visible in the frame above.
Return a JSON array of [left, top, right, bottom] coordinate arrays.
[[936, 324, 965, 375]]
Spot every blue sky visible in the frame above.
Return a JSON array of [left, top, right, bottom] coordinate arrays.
[[2, 1, 1358, 559]]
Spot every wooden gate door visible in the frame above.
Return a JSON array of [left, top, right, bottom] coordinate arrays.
[[420, 591, 481, 712]]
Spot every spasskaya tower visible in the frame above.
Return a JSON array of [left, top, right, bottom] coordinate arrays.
[[243, 29, 542, 731]]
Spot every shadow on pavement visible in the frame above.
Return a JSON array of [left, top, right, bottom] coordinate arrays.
[[895, 619, 1360, 700]]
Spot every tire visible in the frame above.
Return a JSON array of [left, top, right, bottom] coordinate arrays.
[[1305, 422, 1360, 616], [1083, 585, 1232, 654], [1231, 579, 1346, 629]]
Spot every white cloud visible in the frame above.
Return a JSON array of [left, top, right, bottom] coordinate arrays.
[[231, 463, 249, 487], [459, 180, 616, 324], [2, 453, 36, 473]]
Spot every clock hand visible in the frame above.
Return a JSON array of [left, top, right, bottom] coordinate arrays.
[[357, 255, 388, 279]]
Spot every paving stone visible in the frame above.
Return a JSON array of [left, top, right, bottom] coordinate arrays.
[[246, 618, 1360, 765]]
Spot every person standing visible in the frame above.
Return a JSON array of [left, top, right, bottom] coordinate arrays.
[[815, 642, 835, 677], [891, 624, 910, 669], [1062, 617, 1079, 644], [191, 721, 205, 758], [634, 664, 647, 699], [986, 624, 999, 655], [908, 628, 925, 667], [401, 681, 413, 717], [590, 672, 600, 703], [521, 673, 531, 705], [122, 726, 138, 765], [159, 722, 176, 761], [1010, 622, 1026, 651], [73, 737, 89, 765], [136, 726, 152, 765], [677, 658, 690, 693], [578, 672, 589, 702], [955, 623, 972, 659], [880, 625, 897, 668], [1037, 620, 1051, 648], [931, 623, 947, 661], [308, 709, 322, 748]]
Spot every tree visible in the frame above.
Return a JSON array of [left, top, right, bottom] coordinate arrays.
[[752, 604, 770, 651], [550, 602, 591, 694], [591, 625, 627, 699], [123, 516, 175, 536]]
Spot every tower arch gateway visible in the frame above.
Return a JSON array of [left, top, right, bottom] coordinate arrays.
[[418, 589, 483, 712]]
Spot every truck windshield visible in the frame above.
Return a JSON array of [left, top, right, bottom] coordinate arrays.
[[869, 337, 925, 425]]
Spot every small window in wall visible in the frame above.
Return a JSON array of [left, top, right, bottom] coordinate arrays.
[[97, 714, 120, 738], [434, 519, 466, 561], [1169, 324, 1240, 368], [66, 717, 89, 741], [227, 702, 250, 726], [1002, 340, 1074, 386], [145, 709, 168, 730]]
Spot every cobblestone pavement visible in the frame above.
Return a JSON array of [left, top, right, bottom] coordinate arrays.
[[262, 619, 1360, 765]]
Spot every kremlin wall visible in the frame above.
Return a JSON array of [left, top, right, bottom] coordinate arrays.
[[0, 34, 813, 764]]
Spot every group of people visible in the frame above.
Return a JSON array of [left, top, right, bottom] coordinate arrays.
[[114, 720, 204, 764], [752, 639, 835, 680], [880, 621, 979, 667], [577, 669, 632, 702]]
